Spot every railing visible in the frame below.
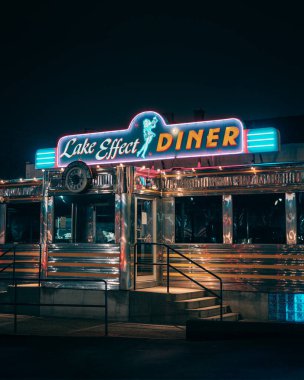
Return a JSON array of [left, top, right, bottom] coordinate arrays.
[[0, 244, 17, 276], [0, 244, 42, 286], [133, 242, 223, 321], [0, 277, 108, 336]]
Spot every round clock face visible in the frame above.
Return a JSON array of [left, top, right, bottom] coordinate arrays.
[[63, 162, 92, 193]]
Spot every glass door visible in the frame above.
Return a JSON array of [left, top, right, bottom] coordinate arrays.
[[135, 198, 156, 280]]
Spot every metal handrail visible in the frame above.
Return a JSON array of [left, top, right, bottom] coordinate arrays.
[[134, 242, 223, 321], [0, 244, 17, 274], [0, 277, 108, 336], [0, 244, 42, 286]]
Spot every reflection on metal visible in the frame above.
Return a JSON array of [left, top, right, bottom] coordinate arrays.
[[47, 197, 54, 244], [161, 197, 175, 244], [126, 166, 134, 194], [156, 198, 163, 284], [161, 168, 304, 194], [0, 185, 42, 198], [0, 204, 6, 244], [116, 166, 126, 194], [115, 194, 121, 244], [286, 193, 297, 244], [223, 195, 233, 244], [93, 172, 113, 188], [117, 166, 134, 195], [40, 171, 50, 277], [0, 244, 41, 279], [163, 244, 304, 292], [47, 243, 120, 289], [119, 193, 133, 289], [48, 169, 115, 193]]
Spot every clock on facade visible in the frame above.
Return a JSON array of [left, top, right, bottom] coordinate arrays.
[[62, 161, 93, 193]]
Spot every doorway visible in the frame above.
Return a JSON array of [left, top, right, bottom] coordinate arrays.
[[135, 198, 156, 281]]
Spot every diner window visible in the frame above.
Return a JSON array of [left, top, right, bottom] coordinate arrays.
[[6, 203, 40, 244], [54, 195, 115, 243], [233, 193, 285, 244], [54, 197, 72, 243], [175, 196, 223, 243], [297, 193, 304, 243]]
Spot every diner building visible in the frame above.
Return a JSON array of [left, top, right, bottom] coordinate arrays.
[[1, 111, 304, 323]]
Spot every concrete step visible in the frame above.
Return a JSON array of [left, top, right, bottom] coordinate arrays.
[[187, 305, 230, 318], [173, 296, 218, 309], [203, 312, 239, 321], [134, 287, 206, 301]]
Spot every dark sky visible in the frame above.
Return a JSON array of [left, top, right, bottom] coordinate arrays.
[[0, 2, 303, 178]]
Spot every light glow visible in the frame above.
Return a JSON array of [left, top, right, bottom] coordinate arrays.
[[35, 148, 56, 169], [56, 111, 244, 168]]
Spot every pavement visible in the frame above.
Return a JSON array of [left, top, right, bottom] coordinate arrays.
[[1, 314, 304, 379], [0, 313, 186, 339]]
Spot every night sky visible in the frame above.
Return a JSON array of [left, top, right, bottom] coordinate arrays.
[[0, 2, 303, 179]]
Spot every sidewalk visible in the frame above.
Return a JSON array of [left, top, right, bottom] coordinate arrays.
[[0, 313, 186, 339]]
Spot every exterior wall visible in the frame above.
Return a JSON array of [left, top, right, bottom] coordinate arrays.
[[47, 244, 120, 289], [1, 163, 304, 298], [40, 288, 129, 321], [135, 164, 304, 296], [162, 244, 304, 293]]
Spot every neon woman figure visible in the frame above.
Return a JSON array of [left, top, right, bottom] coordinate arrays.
[[136, 116, 158, 159]]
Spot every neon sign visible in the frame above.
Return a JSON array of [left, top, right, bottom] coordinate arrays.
[[35, 111, 280, 169], [57, 111, 245, 167]]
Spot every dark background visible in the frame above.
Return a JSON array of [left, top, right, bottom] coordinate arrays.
[[0, 2, 303, 178]]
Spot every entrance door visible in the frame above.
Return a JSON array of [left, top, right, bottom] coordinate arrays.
[[135, 198, 156, 281]]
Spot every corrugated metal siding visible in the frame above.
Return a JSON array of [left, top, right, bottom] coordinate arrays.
[[47, 244, 120, 289], [0, 244, 41, 280], [163, 244, 304, 292]]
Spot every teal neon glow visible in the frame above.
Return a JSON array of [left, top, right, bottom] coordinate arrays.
[[247, 128, 279, 153], [35, 148, 56, 169]]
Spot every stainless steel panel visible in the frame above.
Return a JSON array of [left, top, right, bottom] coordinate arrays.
[[115, 194, 121, 244], [47, 243, 120, 290], [161, 243, 304, 292], [119, 193, 133, 290], [0, 244, 41, 280], [46, 196, 54, 244], [160, 166, 304, 195], [116, 166, 126, 194], [0, 185, 42, 198], [223, 195, 233, 244], [48, 168, 115, 193], [0, 203, 6, 244], [286, 193, 297, 244], [162, 197, 175, 244]]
